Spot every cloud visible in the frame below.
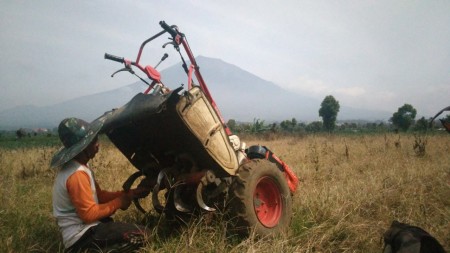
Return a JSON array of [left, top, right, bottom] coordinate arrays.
[[284, 76, 401, 113], [0, 0, 449, 119], [285, 77, 366, 98], [284, 77, 330, 96], [336, 87, 366, 97]]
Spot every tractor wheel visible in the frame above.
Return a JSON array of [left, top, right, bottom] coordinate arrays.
[[228, 159, 292, 237]]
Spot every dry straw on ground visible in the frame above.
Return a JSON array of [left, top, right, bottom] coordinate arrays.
[[1, 133, 449, 252]]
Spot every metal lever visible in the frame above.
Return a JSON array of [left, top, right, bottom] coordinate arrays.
[[111, 67, 134, 77], [154, 53, 169, 69], [162, 41, 177, 48]]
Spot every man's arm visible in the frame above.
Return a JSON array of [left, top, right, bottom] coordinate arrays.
[[95, 180, 151, 204], [95, 181, 123, 204], [66, 171, 124, 223]]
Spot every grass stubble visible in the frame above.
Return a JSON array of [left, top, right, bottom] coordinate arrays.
[[0, 133, 448, 252]]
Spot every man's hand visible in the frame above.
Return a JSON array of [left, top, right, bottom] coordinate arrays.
[[119, 192, 132, 210], [118, 187, 150, 211], [130, 187, 151, 199]]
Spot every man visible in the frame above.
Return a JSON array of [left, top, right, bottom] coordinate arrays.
[[51, 117, 150, 252]]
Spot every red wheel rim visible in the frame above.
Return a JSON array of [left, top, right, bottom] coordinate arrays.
[[253, 176, 282, 227]]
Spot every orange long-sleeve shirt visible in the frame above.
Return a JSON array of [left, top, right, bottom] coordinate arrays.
[[66, 170, 123, 224]]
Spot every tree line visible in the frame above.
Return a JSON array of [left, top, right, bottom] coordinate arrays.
[[227, 95, 450, 134]]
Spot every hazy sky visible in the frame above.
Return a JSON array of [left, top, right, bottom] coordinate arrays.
[[1, 0, 449, 118]]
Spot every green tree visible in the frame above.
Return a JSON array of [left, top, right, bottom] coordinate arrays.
[[227, 119, 237, 132], [280, 118, 298, 132], [291, 118, 297, 126], [280, 120, 290, 132], [412, 117, 429, 132], [306, 121, 323, 132], [390, 104, 417, 131], [16, 128, 27, 139], [250, 118, 267, 133], [319, 95, 340, 132]]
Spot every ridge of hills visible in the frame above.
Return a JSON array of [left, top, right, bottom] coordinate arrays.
[[0, 56, 390, 130]]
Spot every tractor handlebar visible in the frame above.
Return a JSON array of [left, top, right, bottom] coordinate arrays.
[[104, 53, 125, 64], [104, 21, 232, 135], [159, 21, 178, 38]]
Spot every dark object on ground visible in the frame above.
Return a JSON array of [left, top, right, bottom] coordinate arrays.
[[382, 220, 446, 253]]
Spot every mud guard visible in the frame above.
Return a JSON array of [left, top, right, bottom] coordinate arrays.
[[246, 145, 299, 194]]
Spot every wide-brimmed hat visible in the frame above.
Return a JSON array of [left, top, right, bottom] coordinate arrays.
[[50, 117, 103, 168]]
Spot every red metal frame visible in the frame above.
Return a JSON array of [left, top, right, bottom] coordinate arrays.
[[177, 34, 232, 135], [121, 25, 231, 135]]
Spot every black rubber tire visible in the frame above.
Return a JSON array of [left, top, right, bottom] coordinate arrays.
[[228, 159, 292, 237]]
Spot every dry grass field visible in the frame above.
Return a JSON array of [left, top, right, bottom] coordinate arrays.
[[1, 133, 449, 252]]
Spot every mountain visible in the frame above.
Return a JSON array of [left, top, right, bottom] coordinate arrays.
[[162, 56, 321, 122], [0, 85, 142, 130], [0, 56, 390, 130]]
